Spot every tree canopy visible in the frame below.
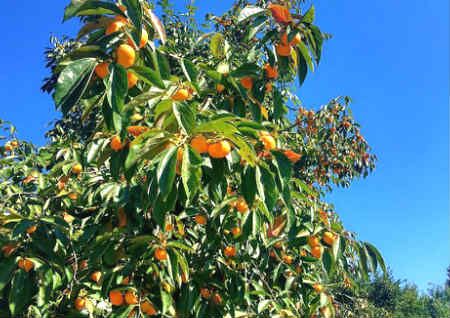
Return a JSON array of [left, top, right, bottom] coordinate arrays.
[[0, 1, 383, 317]]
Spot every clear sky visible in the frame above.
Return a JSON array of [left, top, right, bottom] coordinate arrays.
[[0, 1, 448, 291]]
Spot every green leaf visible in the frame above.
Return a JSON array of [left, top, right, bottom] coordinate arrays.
[[257, 299, 271, 313], [173, 102, 195, 134], [296, 47, 308, 86], [37, 267, 53, 307], [193, 118, 238, 135], [224, 133, 257, 166], [12, 219, 34, 237], [111, 306, 135, 318], [238, 6, 266, 23], [323, 250, 334, 275], [241, 166, 257, 207], [64, 1, 125, 21], [302, 5, 315, 24], [123, 0, 143, 45], [157, 51, 171, 80], [256, 165, 277, 211], [181, 145, 202, 202], [87, 138, 108, 164], [358, 244, 370, 280], [161, 289, 173, 314], [9, 270, 33, 316], [131, 66, 166, 89], [364, 242, 386, 274], [107, 63, 128, 114], [210, 33, 226, 59], [166, 241, 194, 252], [309, 25, 324, 64], [297, 41, 314, 71], [180, 59, 199, 84], [272, 150, 292, 188], [157, 147, 178, 200], [54, 58, 96, 114], [230, 63, 260, 77], [273, 89, 286, 120], [124, 143, 141, 172], [0, 258, 17, 292]]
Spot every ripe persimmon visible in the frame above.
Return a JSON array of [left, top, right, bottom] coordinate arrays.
[[141, 301, 157, 315], [4, 143, 12, 151], [260, 134, 276, 151], [216, 83, 225, 93], [18, 258, 34, 272], [311, 245, 323, 259], [26, 225, 37, 234], [224, 245, 236, 258], [68, 192, 78, 200], [114, 14, 128, 24], [231, 227, 241, 236], [72, 163, 82, 175], [313, 283, 324, 293], [240, 77, 253, 90], [127, 125, 148, 137], [264, 63, 278, 79], [95, 62, 110, 79], [323, 231, 336, 246], [109, 290, 124, 306], [276, 44, 292, 57], [268, 3, 292, 24], [125, 290, 138, 305], [74, 297, 86, 311], [194, 214, 207, 225], [284, 150, 302, 163], [282, 254, 294, 265], [110, 135, 123, 151], [116, 44, 136, 68], [171, 88, 191, 101], [127, 71, 138, 88], [106, 21, 126, 35], [207, 140, 231, 159], [154, 248, 167, 261], [190, 135, 209, 154], [235, 197, 249, 214], [308, 236, 320, 248], [90, 271, 102, 284]]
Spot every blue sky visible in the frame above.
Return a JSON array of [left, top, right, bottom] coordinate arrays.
[[0, 1, 448, 291]]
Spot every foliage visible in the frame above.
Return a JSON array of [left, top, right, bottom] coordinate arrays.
[[0, 1, 383, 317], [335, 270, 450, 318]]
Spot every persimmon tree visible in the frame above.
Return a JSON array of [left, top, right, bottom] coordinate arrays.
[[0, 1, 384, 317]]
